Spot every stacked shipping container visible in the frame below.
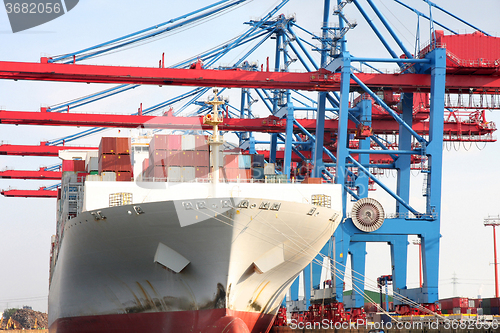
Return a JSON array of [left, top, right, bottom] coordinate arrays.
[[481, 297, 500, 315], [438, 297, 491, 315], [145, 134, 209, 181], [98, 137, 133, 181]]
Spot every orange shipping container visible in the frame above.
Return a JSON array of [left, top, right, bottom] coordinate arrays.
[[224, 154, 239, 168], [99, 154, 132, 172], [116, 171, 132, 181], [99, 137, 116, 155], [115, 137, 131, 155], [239, 169, 251, 180], [114, 154, 132, 171]]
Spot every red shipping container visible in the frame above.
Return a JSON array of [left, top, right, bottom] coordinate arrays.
[[151, 150, 168, 166], [152, 165, 168, 178], [167, 134, 182, 150], [222, 168, 239, 180], [116, 171, 132, 181], [151, 134, 182, 151], [224, 154, 239, 168], [162, 150, 182, 166], [115, 155, 132, 171], [149, 135, 167, 151], [179, 150, 195, 166], [491, 298, 500, 307], [195, 135, 209, 151], [116, 137, 131, 155], [439, 299, 454, 311], [74, 160, 86, 172], [76, 172, 89, 182], [145, 165, 153, 178], [239, 169, 251, 179], [142, 158, 149, 171], [99, 154, 116, 171], [99, 137, 116, 154], [195, 166, 209, 179], [62, 160, 74, 172], [193, 151, 209, 167]]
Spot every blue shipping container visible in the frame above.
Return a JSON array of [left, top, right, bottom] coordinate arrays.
[[238, 155, 251, 169]]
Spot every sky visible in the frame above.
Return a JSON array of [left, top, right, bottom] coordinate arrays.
[[0, 0, 499, 313]]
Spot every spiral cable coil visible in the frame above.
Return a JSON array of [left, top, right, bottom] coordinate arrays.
[[351, 198, 385, 232]]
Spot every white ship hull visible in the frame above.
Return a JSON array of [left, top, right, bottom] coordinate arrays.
[[48, 181, 342, 333]]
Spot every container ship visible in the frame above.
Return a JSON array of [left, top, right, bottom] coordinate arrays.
[[48, 99, 343, 333]]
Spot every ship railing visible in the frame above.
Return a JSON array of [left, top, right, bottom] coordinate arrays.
[[139, 176, 299, 184]]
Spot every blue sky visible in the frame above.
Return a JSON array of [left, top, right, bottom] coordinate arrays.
[[0, 0, 499, 312]]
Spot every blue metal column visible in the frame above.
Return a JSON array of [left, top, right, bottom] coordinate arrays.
[[270, 32, 282, 164], [389, 235, 409, 304], [334, 226, 351, 302], [421, 47, 446, 303], [348, 98, 370, 308], [355, 98, 371, 197], [396, 93, 413, 215], [283, 92, 294, 178], [312, 0, 331, 178], [334, 51, 352, 303], [349, 241, 367, 307], [335, 51, 351, 211]]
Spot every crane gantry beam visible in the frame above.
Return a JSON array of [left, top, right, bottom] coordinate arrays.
[[1, 188, 58, 198], [0, 59, 499, 93], [0, 142, 98, 156], [0, 168, 62, 180], [0, 110, 494, 139]]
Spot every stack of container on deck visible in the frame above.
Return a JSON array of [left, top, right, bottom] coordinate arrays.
[[439, 297, 484, 315], [220, 153, 273, 181], [98, 137, 133, 181], [143, 134, 279, 182], [146, 134, 209, 181], [481, 297, 499, 315]]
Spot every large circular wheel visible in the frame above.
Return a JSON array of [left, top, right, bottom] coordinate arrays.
[[351, 198, 385, 232]]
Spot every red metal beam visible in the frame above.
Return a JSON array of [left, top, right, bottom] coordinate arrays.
[[0, 168, 62, 179], [0, 110, 495, 139], [1, 188, 58, 198], [0, 142, 97, 156], [0, 59, 499, 93]]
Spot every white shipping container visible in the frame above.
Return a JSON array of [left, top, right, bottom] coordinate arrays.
[[101, 172, 116, 181], [264, 163, 275, 175], [181, 135, 196, 151], [86, 157, 99, 172], [86, 174, 102, 182], [181, 167, 196, 181], [168, 167, 181, 181]]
